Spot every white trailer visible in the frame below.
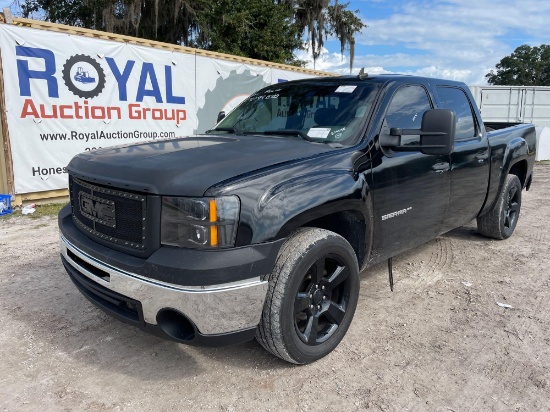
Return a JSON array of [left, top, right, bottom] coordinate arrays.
[[469, 86, 550, 160], [469, 86, 550, 127]]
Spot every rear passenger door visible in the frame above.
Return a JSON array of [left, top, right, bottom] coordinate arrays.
[[436, 86, 490, 231]]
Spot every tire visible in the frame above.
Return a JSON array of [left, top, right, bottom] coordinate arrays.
[[256, 228, 360, 364], [477, 174, 522, 240]]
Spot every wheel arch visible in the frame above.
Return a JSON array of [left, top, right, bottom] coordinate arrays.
[[246, 170, 373, 268], [508, 159, 528, 188], [283, 209, 368, 268], [276, 204, 372, 269], [482, 137, 530, 216]]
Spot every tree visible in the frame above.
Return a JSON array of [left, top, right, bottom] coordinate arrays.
[[19, 0, 205, 46], [17, 0, 366, 69], [486, 44, 550, 86], [291, 0, 365, 71], [19, 0, 105, 28], [327, 2, 365, 72], [194, 0, 304, 65]]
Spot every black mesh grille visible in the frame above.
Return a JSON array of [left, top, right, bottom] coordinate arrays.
[[70, 176, 146, 249]]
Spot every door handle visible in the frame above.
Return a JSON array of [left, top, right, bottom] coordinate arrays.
[[432, 162, 450, 173], [475, 153, 489, 164]]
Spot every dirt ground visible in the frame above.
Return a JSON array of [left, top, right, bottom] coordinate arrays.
[[1, 165, 549, 412]]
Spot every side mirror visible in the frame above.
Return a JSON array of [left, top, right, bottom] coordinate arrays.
[[380, 109, 456, 156], [419, 109, 456, 156], [217, 111, 226, 123]]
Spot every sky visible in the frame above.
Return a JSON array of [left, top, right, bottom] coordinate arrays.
[[299, 0, 550, 85], [2, 0, 550, 85]]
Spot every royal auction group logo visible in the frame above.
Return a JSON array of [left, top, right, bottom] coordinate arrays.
[[62, 54, 106, 99], [15, 45, 187, 123]]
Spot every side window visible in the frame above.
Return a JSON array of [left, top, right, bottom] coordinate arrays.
[[385, 85, 432, 145], [436, 87, 476, 141]]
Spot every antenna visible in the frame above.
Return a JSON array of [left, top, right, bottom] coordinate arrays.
[[358, 68, 368, 80]]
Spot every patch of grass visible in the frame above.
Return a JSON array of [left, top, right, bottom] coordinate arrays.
[[536, 160, 550, 165], [0, 202, 67, 220], [27, 202, 68, 219]]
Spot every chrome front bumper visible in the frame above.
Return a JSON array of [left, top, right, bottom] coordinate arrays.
[[60, 234, 269, 335]]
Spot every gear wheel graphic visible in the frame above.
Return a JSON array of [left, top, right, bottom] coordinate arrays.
[[62, 54, 106, 99], [195, 69, 268, 133]]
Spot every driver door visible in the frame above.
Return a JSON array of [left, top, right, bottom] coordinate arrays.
[[370, 84, 451, 261]]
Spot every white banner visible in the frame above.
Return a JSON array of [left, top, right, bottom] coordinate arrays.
[[0, 25, 195, 193], [195, 56, 271, 133], [271, 68, 315, 84], [0, 24, 318, 194]]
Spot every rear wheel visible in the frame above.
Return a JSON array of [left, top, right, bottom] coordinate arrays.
[[477, 174, 522, 239], [256, 228, 359, 364]]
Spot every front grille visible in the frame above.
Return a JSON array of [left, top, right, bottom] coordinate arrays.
[[70, 176, 147, 250]]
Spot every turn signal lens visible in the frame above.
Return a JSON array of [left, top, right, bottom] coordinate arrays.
[[209, 199, 218, 247]]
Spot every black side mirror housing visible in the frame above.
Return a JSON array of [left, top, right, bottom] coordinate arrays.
[[217, 111, 226, 123], [380, 109, 456, 156], [419, 109, 456, 156]]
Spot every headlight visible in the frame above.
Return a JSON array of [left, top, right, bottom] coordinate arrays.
[[161, 196, 240, 249]]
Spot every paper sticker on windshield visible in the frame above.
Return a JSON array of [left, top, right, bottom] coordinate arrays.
[[335, 85, 357, 93], [308, 128, 331, 139]]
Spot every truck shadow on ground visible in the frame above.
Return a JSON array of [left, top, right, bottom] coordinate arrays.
[[440, 223, 491, 242], [3, 255, 293, 380], [4, 222, 492, 379], [357, 223, 494, 296]]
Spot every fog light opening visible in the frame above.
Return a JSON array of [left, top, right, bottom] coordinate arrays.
[[156, 309, 196, 342]]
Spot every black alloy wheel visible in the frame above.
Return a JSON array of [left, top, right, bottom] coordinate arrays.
[[477, 174, 522, 240], [294, 255, 351, 345], [503, 183, 520, 232]]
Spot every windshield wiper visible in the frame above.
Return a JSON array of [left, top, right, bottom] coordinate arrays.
[[205, 127, 242, 135], [263, 129, 317, 142]]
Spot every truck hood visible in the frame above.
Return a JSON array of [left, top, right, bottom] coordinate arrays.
[[68, 135, 335, 196]]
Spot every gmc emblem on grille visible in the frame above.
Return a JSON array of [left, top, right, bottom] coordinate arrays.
[[79, 192, 116, 227]]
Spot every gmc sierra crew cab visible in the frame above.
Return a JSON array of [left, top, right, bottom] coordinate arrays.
[[59, 74, 536, 364]]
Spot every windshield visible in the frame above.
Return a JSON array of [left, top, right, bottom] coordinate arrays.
[[212, 80, 381, 146]]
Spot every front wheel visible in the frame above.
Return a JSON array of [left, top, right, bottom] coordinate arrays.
[[256, 228, 359, 364], [477, 174, 522, 239]]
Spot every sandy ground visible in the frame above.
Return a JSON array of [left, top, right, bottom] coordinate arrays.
[[1, 165, 549, 412]]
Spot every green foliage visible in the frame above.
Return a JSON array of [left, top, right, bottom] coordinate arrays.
[[195, 0, 303, 65], [486, 44, 550, 86], [20, 0, 205, 45], [20, 0, 104, 28], [292, 0, 330, 63], [26, 202, 67, 219], [18, 0, 366, 70], [291, 0, 365, 71], [327, 3, 365, 72]]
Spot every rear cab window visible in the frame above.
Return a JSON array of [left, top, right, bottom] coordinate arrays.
[[436, 87, 477, 141]]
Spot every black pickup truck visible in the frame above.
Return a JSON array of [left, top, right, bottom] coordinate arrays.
[[59, 74, 536, 364]]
